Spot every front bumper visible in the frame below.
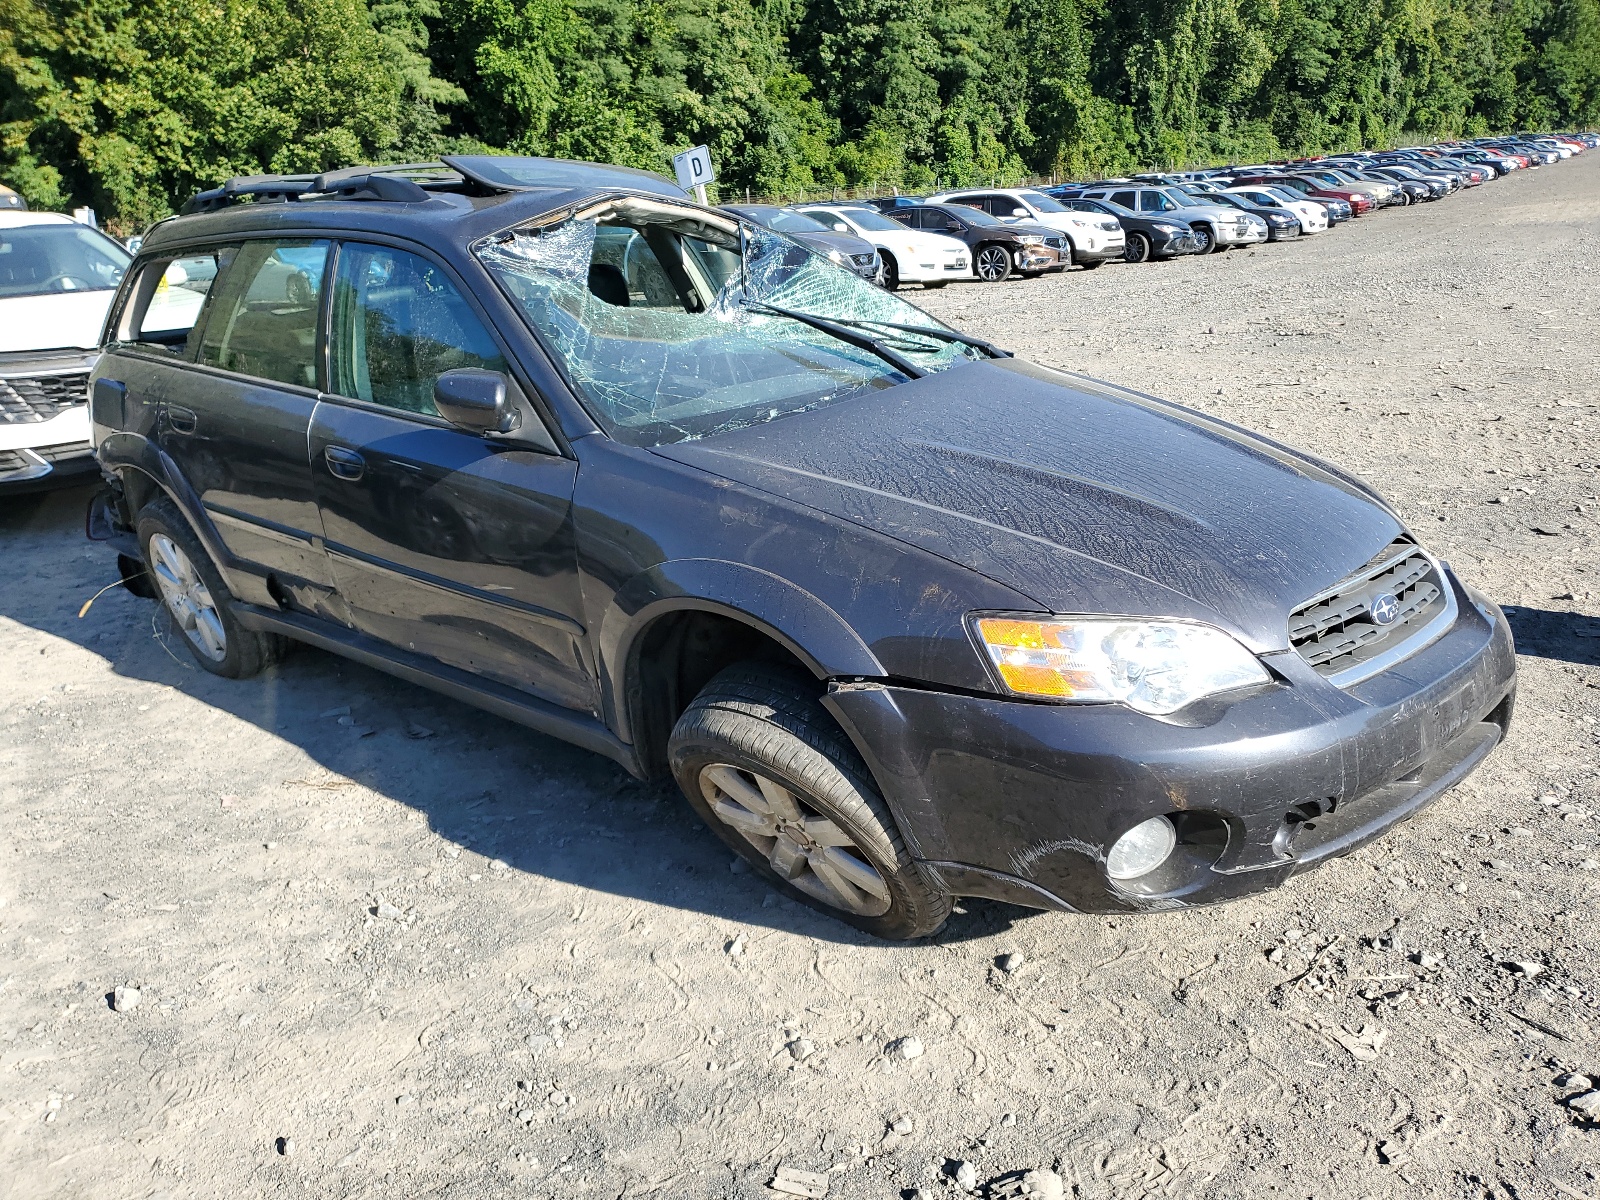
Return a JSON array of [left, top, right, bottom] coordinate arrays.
[[0, 402, 97, 493], [1154, 232, 1202, 256], [825, 569, 1516, 914], [1216, 224, 1269, 246]]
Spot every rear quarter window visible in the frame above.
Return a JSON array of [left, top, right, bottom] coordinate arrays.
[[114, 248, 235, 356]]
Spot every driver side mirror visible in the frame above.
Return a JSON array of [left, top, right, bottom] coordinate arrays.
[[832, 223, 849, 232], [434, 369, 521, 436], [1010, 207, 1029, 217]]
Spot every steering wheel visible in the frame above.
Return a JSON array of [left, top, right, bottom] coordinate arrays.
[[43, 274, 95, 292]]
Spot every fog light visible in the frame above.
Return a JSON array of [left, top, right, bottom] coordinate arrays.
[[1106, 816, 1177, 880]]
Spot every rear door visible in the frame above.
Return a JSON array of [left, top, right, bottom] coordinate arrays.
[[157, 238, 337, 596], [309, 239, 593, 711]]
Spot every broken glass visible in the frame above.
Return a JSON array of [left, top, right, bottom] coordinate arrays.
[[476, 197, 982, 446]]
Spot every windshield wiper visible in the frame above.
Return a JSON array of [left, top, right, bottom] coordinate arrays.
[[744, 301, 927, 379], [817, 316, 1011, 359]]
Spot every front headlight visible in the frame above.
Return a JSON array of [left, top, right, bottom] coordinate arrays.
[[1017, 234, 1045, 245], [826, 249, 843, 263], [973, 616, 1269, 715], [1153, 222, 1183, 234]]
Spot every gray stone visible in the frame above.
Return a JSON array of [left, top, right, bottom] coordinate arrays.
[[1019, 1169, 1067, 1200], [886, 1035, 924, 1060], [787, 1037, 815, 1062], [997, 952, 1024, 973], [952, 1160, 978, 1192], [375, 902, 403, 921], [1506, 961, 1545, 978], [1000, 1111, 1016, 1127], [1557, 1073, 1594, 1090], [1569, 1091, 1600, 1117], [890, 1114, 914, 1135], [729, 857, 749, 875], [112, 984, 140, 1012]]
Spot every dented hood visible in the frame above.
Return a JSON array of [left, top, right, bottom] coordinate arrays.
[[654, 358, 1405, 651]]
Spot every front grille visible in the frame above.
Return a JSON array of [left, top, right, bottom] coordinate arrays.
[[0, 372, 89, 423], [35, 440, 92, 463], [851, 252, 876, 267], [0, 449, 28, 473], [1289, 539, 1450, 681]]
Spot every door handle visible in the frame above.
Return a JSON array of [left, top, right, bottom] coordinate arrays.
[[324, 445, 365, 481], [167, 405, 198, 435]]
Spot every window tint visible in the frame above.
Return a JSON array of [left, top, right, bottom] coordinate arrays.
[[329, 243, 507, 417], [197, 240, 328, 387], [1110, 190, 1137, 208]]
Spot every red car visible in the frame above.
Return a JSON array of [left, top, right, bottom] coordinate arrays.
[[1235, 173, 1375, 215]]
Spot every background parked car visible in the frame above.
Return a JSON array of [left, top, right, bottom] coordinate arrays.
[[1175, 189, 1303, 240], [1221, 185, 1331, 234], [885, 202, 1067, 281], [1048, 195, 1202, 262], [1061, 184, 1268, 253], [924, 187, 1125, 268], [721, 205, 880, 282], [1, 209, 132, 492], [796, 203, 969, 289]]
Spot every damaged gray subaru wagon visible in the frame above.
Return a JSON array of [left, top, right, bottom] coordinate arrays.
[[88, 156, 1516, 938]]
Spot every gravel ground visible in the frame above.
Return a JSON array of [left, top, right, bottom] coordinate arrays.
[[3, 155, 1598, 1200]]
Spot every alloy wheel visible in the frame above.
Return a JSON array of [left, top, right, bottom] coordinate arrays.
[[1124, 232, 1151, 263], [149, 533, 227, 662], [699, 763, 892, 916], [975, 245, 1011, 282]]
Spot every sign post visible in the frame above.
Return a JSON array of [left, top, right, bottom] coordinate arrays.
[[672, 146, 715, 205]]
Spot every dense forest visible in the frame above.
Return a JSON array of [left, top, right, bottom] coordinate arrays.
[[2, 0, 1597, 228]]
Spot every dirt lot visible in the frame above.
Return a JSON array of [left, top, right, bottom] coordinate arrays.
[[3, 156, 1598, 1200]]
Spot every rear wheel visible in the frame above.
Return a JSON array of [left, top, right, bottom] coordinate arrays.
[[136, 498, 284, 678], [1124, 232, 1152, 263], [974, 244, 1012, 282], [669, 664, 951, 939]]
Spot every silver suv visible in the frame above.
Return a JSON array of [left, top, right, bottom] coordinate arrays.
[[1070, 185, 1268, 254]]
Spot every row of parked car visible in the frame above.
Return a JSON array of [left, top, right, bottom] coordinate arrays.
[[725, 131, 1596, 287]]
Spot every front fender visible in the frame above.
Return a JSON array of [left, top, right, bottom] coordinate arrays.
[[598, 557, 885, 744]]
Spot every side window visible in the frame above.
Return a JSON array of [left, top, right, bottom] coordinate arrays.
[[1110, 190, 1136, 208], [329, 243, 508, 418], [117, 249, 234, 354], [197, 240, 328, 387]]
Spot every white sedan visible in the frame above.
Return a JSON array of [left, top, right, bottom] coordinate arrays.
[[1223, 186, 1330, 234], [796, 204, 969, 290]]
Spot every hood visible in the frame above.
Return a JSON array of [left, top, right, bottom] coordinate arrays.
[[655, 359, 1403, 652], [794, 231, 876, 261], [0, 289, 115, 352]]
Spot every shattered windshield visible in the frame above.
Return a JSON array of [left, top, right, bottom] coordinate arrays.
[[476, 196, 981, 446]]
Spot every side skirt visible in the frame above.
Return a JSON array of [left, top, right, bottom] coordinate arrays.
[[233, 603, 643, 778]]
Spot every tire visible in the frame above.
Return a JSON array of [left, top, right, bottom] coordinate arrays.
[[669, 663, 952, 940], [1078, 259, 1104, 270], [1124, 232, 1152, 263], [923, 281, 948, 289], [136, 497, 285, 678], [1193, 224, 1216, 254], [974, 243, 1012, 282], [878, 251, 900, 291]]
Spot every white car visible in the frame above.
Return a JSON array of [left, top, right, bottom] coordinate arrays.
[[1223, 186, 1330, 234], [0, 210, 133, 492], [796, 204, 969, 290], [922, 188, 1125, 266]]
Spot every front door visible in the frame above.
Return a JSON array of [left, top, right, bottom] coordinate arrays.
[[157, 238, 337, 601], [309, 240, 593, 712]]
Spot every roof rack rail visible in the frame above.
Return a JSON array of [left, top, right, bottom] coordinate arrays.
[[181, 161, 471, 215]]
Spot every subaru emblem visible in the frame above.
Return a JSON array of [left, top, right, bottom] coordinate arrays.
[[1369, 594, 1400, 625]]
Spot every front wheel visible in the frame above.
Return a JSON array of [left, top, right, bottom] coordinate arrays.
[[669, 664, 951, 939], [1079, 258, 1104, 270], [1124, 232, 1152, 263], [974, 244, 1012, 282], [877, 252, 900, 291], [1193, 225, 1216, 254]]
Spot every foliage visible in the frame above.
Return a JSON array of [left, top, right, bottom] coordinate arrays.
[[1, 0, 1595, 226]]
